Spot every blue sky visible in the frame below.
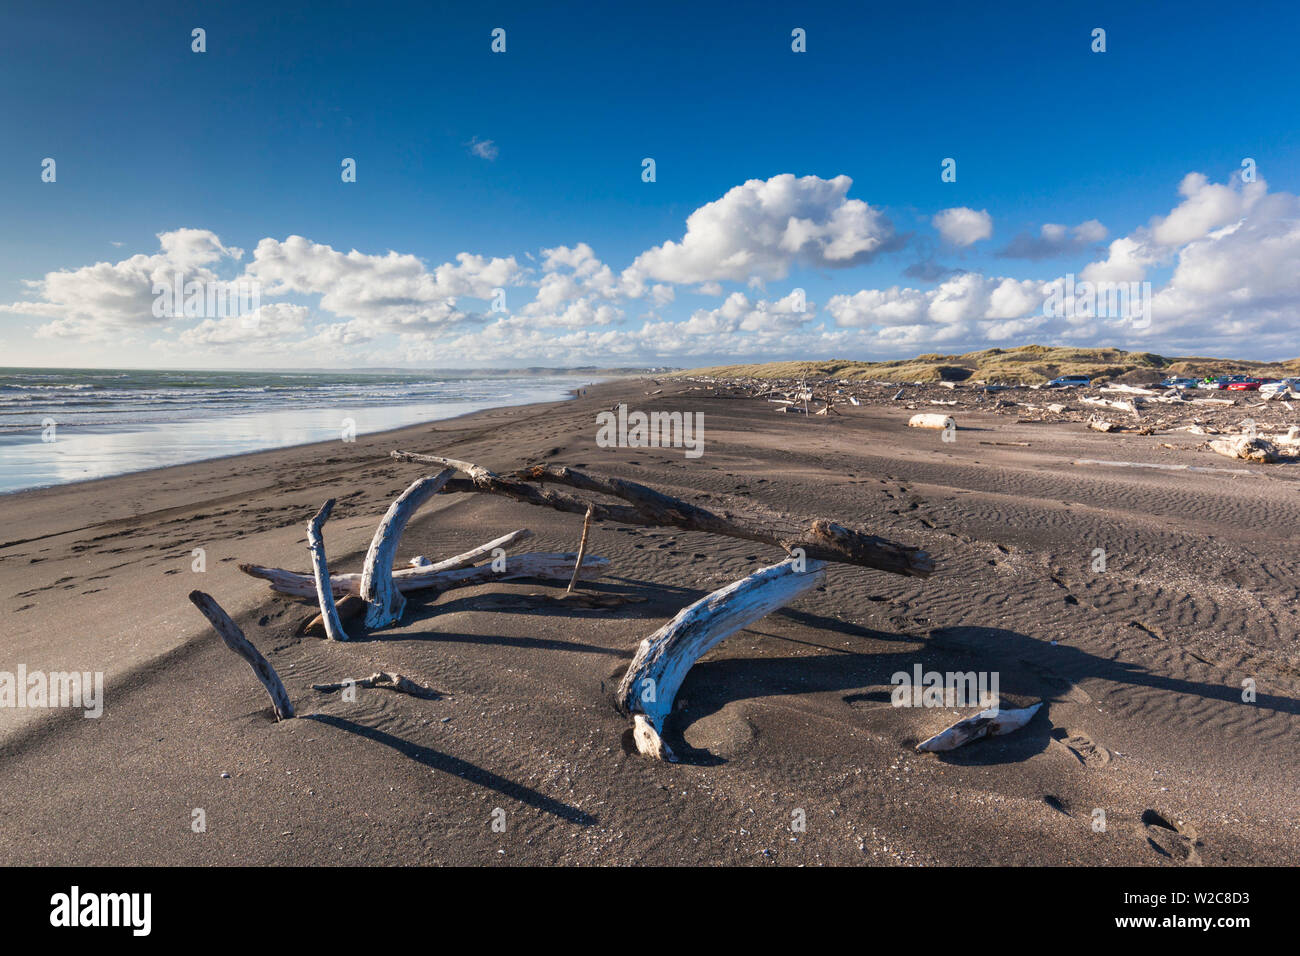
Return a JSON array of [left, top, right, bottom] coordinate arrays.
[[2, 0, 1298, 367]]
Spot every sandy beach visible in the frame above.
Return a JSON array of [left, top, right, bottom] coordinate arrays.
[[2, 378, 1297, 866]]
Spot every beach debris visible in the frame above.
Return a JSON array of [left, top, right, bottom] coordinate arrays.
[[301, 594, 366, 636], [1072, 458, 1261, 476], [907, 413, 955, 430], [915, 702, 1042, 753], [1089, 420, 1115, 432], [391, 452, 934, 577], [1208, 435, 1282, 463], [409, 555, 432, 567], [565, 504, 595, 597], [241, 551, 608, 599], [187, 590, 294, 721], [312, 671, 437, 699], [307, 499, 349, 642], [614, 557, 827, 761], [360, 470, 456, 630]]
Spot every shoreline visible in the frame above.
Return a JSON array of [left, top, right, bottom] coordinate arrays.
[[2, 376, 1297, 864], [0, 379, 596, 499]]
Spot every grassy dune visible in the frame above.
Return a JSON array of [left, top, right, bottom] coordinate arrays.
[[676, 346, 1300, 385]]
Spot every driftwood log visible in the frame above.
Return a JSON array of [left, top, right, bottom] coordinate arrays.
[[307, 499, 349, 642], [312, 671, 437, 699], [241, 551, 609, 598], [188, 590, 294, 720], [391, 452, 933, 578], [359, 470, 456, 629], [915, 702, 1042, 753], [614, 557, 827, 760]]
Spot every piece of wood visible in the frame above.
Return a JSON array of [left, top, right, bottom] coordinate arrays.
[[359, 469, 455, 629], [1209, 436, 1282, 463], [187, 590, 294, 720], [915, 702, 1041, 752], [312, 671, 437, 699], [908, 413, 954, 430], [307, 499, 349, 642], [615, 557, 827, 761], [241, 551, 610, 598], [566, 505, 595, 596], [391, 452, 934, 578]]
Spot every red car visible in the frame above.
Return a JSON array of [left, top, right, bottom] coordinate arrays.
[[1226, 379, 1261, 391]]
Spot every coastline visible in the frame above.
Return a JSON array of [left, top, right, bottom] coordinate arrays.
[[2, 377, 1297, 864]]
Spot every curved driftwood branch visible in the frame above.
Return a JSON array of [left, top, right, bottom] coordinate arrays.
[[615, 557, 827, 760], [915, 702, 1042, 753], [391, 451, 933, 577], [307, 499, 349, 642], [240, 552, 609, 598], [360, 469, 456, 629], [187, 590, 294, 720]]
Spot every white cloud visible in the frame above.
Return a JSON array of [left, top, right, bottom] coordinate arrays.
[[626, 174, 896, 284], [467, 137, 499, 161], [932, 207, 993, 247]]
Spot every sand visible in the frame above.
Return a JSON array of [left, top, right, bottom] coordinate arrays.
[[1, 379, 1297, 865]]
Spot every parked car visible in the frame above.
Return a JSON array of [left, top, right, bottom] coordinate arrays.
[[1226, 379, 1262, 391], [1197, 377, 1230, 389], [1045, 375, 1091, 388], [1261, 378, 1300, 394], [1159, 377, 1198, 389]]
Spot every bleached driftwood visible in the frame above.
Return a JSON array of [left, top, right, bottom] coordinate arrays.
[[907, 413, 954, 430], [359, 469, 456, 629], [566, 505, 595, 596], [241, 551, 609, 598], [915, 702, 1041, 753], [615, 557, 827, 761], [312, 671, 437, 699], [307, 499, 349, 642], [188, 590, 294, 720], [1209, 436, 1282, 463], [391, 452, 934, 578], [1080, 396, 1137, 414]]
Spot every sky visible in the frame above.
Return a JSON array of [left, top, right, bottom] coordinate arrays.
[[1, 0, 1298, 369]]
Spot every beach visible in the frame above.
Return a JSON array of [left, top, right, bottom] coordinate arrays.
[[1, 377, 1297, 865]]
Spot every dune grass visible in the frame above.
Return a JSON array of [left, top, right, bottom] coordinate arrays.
[[675, 346, 1297, 385]]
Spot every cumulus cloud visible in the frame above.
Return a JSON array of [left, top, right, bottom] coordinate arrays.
[[6, 169, 1298, 365], [1, 229, 243, 339], [626, 174, 896, 284], [996, 220, 1107, 260], [932, 207, 993, 247], [245, 237, 519, 333]]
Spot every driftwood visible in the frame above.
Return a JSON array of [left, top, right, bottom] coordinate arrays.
[[907, 413, 954, 430], [359, 470, 455, 629], [307, 500, 349, 642], [915, 702, 1041, 752], [242, 551, 609, 598], [391, 452, 933, 578], [188, 590, 294, 720], [312, 671, 437, 699], [566, 505, 595, 596], [615, 557, 827, 761]]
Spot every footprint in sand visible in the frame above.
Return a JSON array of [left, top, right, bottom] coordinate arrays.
[[1050, 728, 1111, 767], [1140, 809, 1203, 865]]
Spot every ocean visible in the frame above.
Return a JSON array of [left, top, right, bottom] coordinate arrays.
[[0, 367, 592, 494]]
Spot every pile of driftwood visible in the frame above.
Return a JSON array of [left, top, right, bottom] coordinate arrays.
[[189, 451, 1037, 760]]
